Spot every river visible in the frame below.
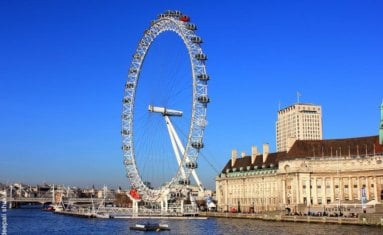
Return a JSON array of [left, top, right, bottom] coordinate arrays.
[[3, 207, 383, 234]]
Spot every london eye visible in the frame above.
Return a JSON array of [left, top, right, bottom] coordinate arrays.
[[121, 10, 210, 203]]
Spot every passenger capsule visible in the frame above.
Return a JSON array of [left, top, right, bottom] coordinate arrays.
[[140, 40, 148, 46], [197, 95, 210, 104], [123, 97, 131, 103], [185, 23, 197, 30], [133, 53, 141, 59], [122, 145, 131, 151], [180, 15, 190, 22], [178, 179, 190, 185], [121, 129, 130, 135], [174, 11, 182, 17], [191, 36, 202, 43], [195, 53, 207, 60], [186, 162, 198, 169], [129, 68, 138, 74], [125, 83, 135, 89], [197, 74, 209, 81], [191, 141, 204, 149]]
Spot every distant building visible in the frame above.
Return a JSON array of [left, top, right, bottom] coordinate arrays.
[[276, 103, 322, 152]]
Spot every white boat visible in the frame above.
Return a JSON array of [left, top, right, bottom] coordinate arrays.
[[130, 223, 170, 231]]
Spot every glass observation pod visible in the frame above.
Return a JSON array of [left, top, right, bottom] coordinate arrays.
[[140, 40, 148, 47], [178, 179, 191, 185], [174, 11, 182, 17], [144, 29, 152, 35], [122, 114, 130, 120], [121, 129, 130, 135], [197, 74, 209, 81], [191, 36, 202, 43], [133, 53, 141, 59], [197, 95, 210, 103], [185, 23, 197, 30], [122, 145, 131, 151], [125, 83, 135, 89], [164, 10, 182, 17], [129, 68, 138, 74], [185, 162, 198, 169], [191, 141, 204, 149], [195, 53, 207, 60], [179, 15, 190, 22], [123, 97, 132, 103]]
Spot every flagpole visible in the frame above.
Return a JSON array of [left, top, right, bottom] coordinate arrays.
[[297, 92, 301, 104]]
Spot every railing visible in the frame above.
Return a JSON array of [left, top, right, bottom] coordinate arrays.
[[6, 197, 114, 204]]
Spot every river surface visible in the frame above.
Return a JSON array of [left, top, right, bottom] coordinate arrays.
[[3, 207, 383, 234]]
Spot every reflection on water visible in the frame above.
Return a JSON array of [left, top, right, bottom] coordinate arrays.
[[5, 208, 383, 234]]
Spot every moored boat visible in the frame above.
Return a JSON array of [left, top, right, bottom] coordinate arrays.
[[129, 223, 170, 231]]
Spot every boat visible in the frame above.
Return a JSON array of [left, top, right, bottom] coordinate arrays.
[[43, 204, 64, 212], [129, 223, 170, 232], [92, 212, 112, 219]]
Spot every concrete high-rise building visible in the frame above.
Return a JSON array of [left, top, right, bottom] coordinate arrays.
[[276, 103, 323, 152]]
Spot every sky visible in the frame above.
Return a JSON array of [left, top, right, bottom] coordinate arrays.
[[1, 0, 382, 190]]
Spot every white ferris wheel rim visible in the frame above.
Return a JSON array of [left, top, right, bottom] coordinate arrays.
[[121, 11, 209, 202]]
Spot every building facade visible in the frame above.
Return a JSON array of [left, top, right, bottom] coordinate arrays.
[[276, 103, 322, 152], [216, 136, 383, 214]]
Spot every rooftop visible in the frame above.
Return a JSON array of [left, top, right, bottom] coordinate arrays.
[[221, 135, 383, 174]]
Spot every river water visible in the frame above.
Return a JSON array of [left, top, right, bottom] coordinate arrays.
[[3, 207, 383, 234]]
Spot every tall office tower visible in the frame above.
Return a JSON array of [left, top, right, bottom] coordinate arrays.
[[276, 103, 323, 152]]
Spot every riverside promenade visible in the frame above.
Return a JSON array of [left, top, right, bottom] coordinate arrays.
[[203, 211, 383, 226]]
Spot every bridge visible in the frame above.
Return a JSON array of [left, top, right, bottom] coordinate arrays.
[[5, 197, 115, 208]]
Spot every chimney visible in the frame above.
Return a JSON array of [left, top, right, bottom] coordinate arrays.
[[263, 143, 269, 163], [251, 146, 258, 164], [231, 149, 237, 167], [241, 151, 246, 158]]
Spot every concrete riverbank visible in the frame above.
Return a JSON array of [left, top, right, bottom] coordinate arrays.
[[203, 211, 383, 226]]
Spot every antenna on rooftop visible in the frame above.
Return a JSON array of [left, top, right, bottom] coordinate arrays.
[[297, 91, 301, 104]]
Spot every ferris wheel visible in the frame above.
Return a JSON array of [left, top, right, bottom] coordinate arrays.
[[121, 10, 210, 202]]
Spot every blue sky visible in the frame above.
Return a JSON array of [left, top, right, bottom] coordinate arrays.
[[0, 0, 382, 190]]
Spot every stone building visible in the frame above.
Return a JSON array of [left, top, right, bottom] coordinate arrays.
[[216, 136, 383, 214]]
